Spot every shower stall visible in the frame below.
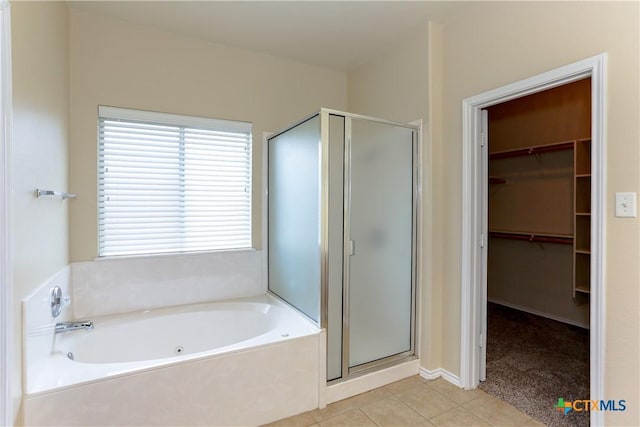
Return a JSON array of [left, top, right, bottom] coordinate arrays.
[[267, 109, 419, 382]]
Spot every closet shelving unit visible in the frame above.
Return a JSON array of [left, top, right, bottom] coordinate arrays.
[[574, 138, 591, 296], [488, 138, 592, 298]]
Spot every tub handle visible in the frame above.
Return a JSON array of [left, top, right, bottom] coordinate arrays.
[[50, 286, 71, 318]]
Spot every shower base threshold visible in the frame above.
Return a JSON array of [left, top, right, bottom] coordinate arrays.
[[325, 358, 420, 404]]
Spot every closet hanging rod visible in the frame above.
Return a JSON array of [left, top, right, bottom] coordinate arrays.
[[489, 230, 573, 245], [489, 141, 574, 160], [34, 188, 76, 200]]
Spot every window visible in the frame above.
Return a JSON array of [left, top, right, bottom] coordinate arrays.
[[98, 106, 252, 257]]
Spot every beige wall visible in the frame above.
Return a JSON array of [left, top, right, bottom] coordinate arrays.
[[348, 24, 429, 123], [68, 8, 347, 261], [10, 1, 70, 422], [437, 2, 639, 425], [426, 21, 443, 372]]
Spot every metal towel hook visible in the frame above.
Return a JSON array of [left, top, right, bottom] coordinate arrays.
[[34, 188, 76, 200]]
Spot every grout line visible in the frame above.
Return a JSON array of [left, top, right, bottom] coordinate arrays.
[[359, 408, 379, 427]]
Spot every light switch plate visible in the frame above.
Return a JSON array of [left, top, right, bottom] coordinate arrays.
[[615, 192, 637, 218]]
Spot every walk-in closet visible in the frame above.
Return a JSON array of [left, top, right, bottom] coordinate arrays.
[[481, 78, 591, 426]]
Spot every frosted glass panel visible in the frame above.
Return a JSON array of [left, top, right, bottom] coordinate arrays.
[[348, 119, 414, 367], [268, 115, 321, 323]]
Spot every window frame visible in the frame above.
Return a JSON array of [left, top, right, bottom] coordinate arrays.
[[97, 106, 253, 258]]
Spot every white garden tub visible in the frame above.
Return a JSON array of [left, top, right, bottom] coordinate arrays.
[[24, 294, 323, 426]]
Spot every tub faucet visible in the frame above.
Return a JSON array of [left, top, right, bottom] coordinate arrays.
[[55, 321, 94, 334]]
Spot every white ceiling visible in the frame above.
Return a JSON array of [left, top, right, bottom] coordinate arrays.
[[68, 1, 468, 72]]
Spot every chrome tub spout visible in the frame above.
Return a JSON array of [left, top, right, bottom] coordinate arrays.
[[55, 321, 94, 334]]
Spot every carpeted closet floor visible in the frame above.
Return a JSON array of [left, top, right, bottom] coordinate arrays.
[[479, 303, 590, 427]]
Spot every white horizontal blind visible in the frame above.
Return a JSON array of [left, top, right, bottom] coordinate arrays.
[[98, 106, 252, 257]]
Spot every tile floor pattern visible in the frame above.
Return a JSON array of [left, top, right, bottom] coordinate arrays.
[[266, 376, 545, 427]]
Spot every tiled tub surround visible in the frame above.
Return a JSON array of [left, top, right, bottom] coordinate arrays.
[[22, 266, 74, 388], [24, 294, 323, 426], [72, 249, 263, 318], [22, 251, 324, 426]]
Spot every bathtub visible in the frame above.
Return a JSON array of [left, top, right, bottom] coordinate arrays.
[[24, 294, 324, 426]]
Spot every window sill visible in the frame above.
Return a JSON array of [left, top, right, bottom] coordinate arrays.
[[93, 247, 258, 262]]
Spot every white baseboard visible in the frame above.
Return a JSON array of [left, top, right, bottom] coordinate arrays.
[[326, 359, 420, 404], [419, 367, 462, 388], [488, 298, 589, 329]]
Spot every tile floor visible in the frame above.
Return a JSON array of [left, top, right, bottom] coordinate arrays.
[[266, 375, 544, 427]]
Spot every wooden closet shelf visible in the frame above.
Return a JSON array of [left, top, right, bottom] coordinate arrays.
[[489, 176, 507, 184], [489, 230, 574, 245], [489, 141, 574, 160], [576, 212, 591, 216], [575, 286, 591, 294]]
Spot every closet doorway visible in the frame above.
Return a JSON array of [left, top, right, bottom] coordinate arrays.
[[460, 54, 607, 426], [480, 78, 591, 426]]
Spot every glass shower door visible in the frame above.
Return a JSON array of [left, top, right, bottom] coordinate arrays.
[[347, 118, 415, 368]]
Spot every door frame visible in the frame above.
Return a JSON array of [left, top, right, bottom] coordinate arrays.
[[0, 1, 13, 425], [460, 54, 606, 426]]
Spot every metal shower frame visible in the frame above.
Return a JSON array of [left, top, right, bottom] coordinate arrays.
[[266, 108, 422, 383]]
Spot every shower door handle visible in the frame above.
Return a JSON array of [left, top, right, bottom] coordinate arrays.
[[349, 240, 355, 256]]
